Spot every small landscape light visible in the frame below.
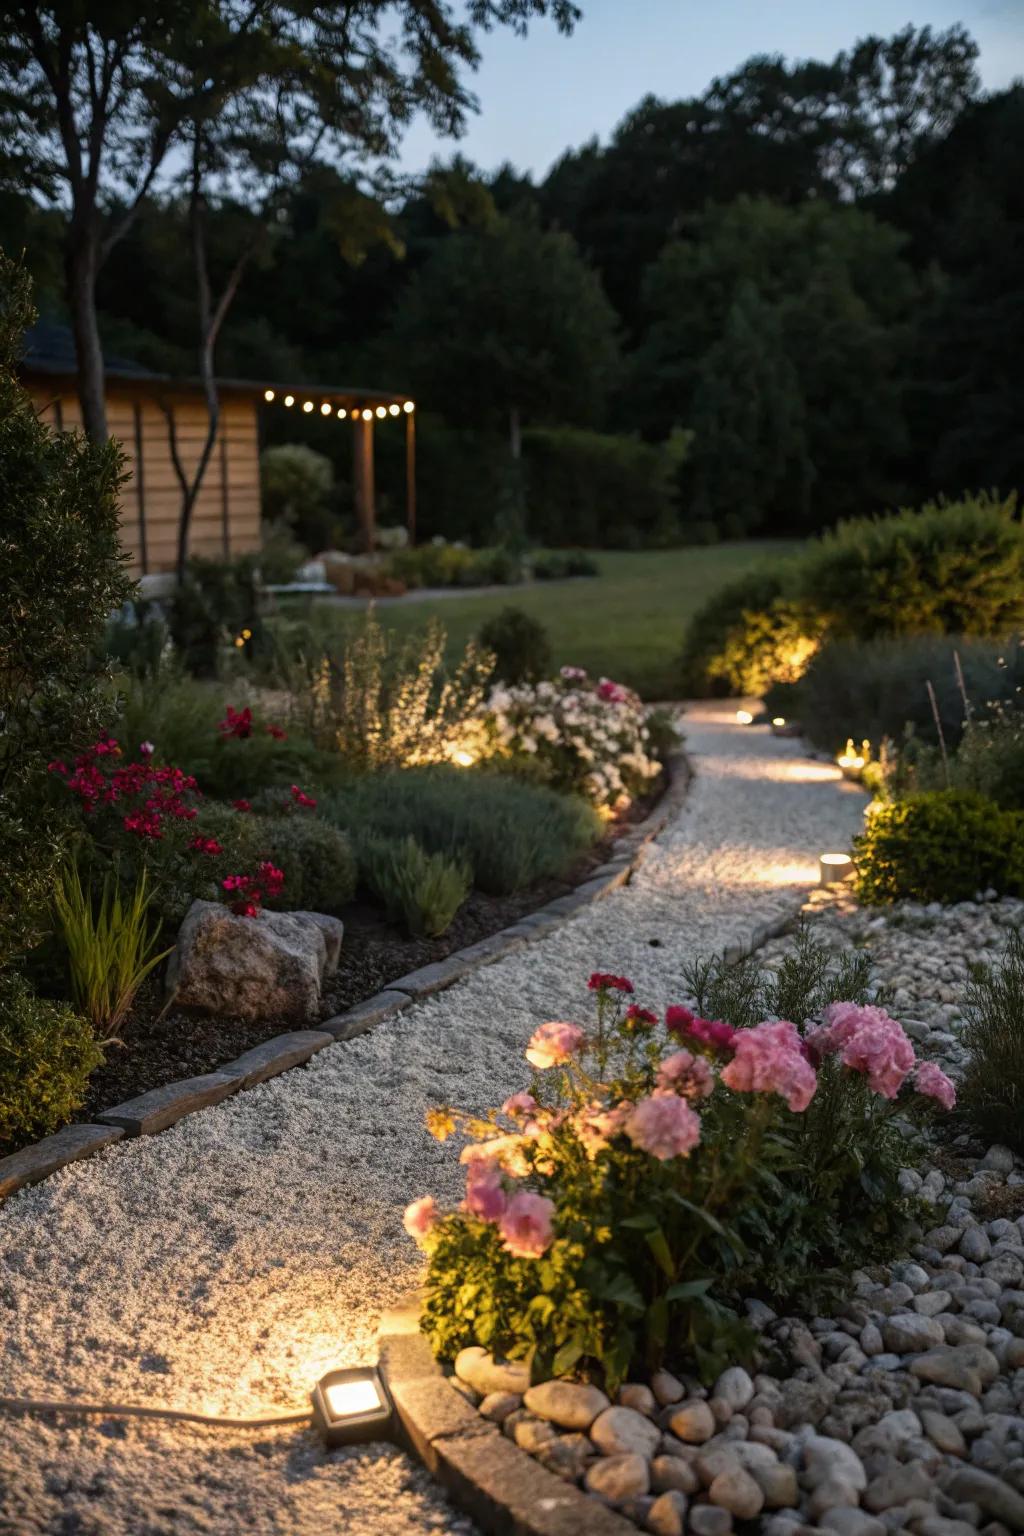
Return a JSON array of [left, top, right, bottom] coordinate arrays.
[[241, 628, 252, 641], [311, 1367, 392, 1447], [837, 737, 868, 782], [264, 388, 275, 402], [735, 709, 753, 725], [819, 852, 853, 886], [320, 402, 332, 416], [303, 400, 314, 413], [403, 400, 415, 413], [389, 403, 400, 416], [772, 717, 786, 728], [453, 749, 475, 767]]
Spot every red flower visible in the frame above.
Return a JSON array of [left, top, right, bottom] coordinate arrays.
[[232, 799, 252, 813], [623, 1004, 658, 1033], [231, 899, 261, 918], [290, 784, 317, 809], [221, 861, 285, 917], [219, 706, 253, 739], [588, 972, 634, 994], [123, 809, 163, 840], [666, 1007, 737, 1055], [190, 836, 223, 856], [266, 723, 287, 741], [47, 760, 68, 776]]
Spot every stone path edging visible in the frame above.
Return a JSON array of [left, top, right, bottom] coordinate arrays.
[[0, 750, 691, 1204], [378, 1293, 638, 1536]]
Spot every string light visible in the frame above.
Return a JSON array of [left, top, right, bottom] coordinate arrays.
[[302, 400, 314, 413], [284, 394, 295, 407], [375, 406, 386, 419], [388, 404, 400, 417], [403, 401, 415, 413], [264, 389, 275, 402], [337, 407, 347, 419], [361, 408, 373, 421], [320, 402, 332, 416], [265, 392, 412, 422]]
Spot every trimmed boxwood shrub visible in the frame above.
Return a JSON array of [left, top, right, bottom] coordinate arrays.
[[322, 767, 600, 895], [0, 975, 102, 1153], [478, 608, 552, 684], [853, 790, 1024, 905], [254, 814, 357, 914]]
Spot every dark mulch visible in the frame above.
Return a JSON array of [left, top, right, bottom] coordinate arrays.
[[79, 778, 667, 1120]]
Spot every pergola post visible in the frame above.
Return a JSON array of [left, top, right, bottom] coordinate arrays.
[[353, 413, 376, 552], [405, 408, 416, 547]]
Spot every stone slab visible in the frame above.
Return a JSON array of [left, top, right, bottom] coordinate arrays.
[[97, 1072, 241, 1136], [389, 953, 479, 999], [321, 989, 412, 1040], [0, 1123, 125, 1201], [219, 1030, 332, 1089], [450, 932, 527, 969]]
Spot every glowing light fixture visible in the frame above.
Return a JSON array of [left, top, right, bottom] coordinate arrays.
[[403, 400, 415, 413], [837, 737, 868, 782], [320, 402, 332, 416], [264, 389, 275, 402], [337, 407, 347, 419], [302, 400, 314, 413], [453, 749, 475, 767], [311, 1367, 392, 1446], [389, 403, 401, 417], [819, 852, 853, 886], [735, 709, 754, 725], [375, 405, 387, 419], [284, 394, 295, 407], [772, 717, 786, 728], [362, 408, 373, 421]]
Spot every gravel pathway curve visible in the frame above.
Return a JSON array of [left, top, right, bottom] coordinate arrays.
[[0, 703, 866, 1536]]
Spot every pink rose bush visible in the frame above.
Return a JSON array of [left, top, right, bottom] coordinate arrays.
[[411, 964, 956, 1392]]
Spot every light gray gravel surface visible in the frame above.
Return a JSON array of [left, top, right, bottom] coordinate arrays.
[[0, 703, 866, 1536]]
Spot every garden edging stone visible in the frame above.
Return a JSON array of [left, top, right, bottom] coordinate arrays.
[[377, 1292, 638, 1536], [0, 750, 692, 1204]]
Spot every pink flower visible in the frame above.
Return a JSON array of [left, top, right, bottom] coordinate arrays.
[[403, 1195, 439, 1247], [560, 665, 587, 682], [915, 1060, 957, 1111], [232, 799, 252, 813], [812, 1004, 917, 1099], [463, 1158, 507, 1222], [721, 1021, 817, 1112], [526, 1020, 584, 1070], [266, 724, 287, 741], [139, 741, 155, 757], [587, 972, 634, 994], [625, 1091, 702, 1161], [666, 1007, 737, 1056], [499, 1191, 555, 1259], [290, 784, 317, 809], [502, 1092, 538, 1119], [219, 706, 253, 739], [572, 1101, 632, 1160], [657, 1049, 715, 1100], [597, 677, 630, 704]]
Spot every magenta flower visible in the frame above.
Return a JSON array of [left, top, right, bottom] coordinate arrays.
[[657, 1049, 715, 1100], [587, 972, 634, 994], [625, 1091, 702, 1161], [403, 1195, 439, 1247], [665, 1007, 737, 1055], [915, 1060, 957, 1111], [499, 1191, 555, 1259], [526, 1020, 584, 1070], [721, 1021, 817, 1112]]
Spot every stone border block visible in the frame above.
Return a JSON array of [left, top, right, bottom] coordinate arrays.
[[97, 1072, 241, 1136], [219, 1030, 331, 1090], [389, 952, 481, 999], [0, 1123, 125, 1199], [321, 989, 412, 1040], [377, 1295, 637, 1536]]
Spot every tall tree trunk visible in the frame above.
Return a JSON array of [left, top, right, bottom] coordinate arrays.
[[65, 222, 107, 442]]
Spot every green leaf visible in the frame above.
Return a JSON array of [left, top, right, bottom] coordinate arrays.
[[552, 1338, 585, 1377], [664, 1277, 714, 1303]]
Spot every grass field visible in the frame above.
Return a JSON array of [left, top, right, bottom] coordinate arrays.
[[309, 542, 800, 700]]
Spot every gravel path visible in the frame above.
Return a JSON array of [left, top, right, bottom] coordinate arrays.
[[0, 703, 866, 1536]]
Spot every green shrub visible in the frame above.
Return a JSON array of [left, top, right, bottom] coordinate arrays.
[[958, 929, 1024, 1153], [531, 549, 599, 580], [0, 252, 131, 971], [853, 790, 1024, 905], [478, 608, 552, 685], [323, 768, 600, 895], [679, 562, 821, 696], [259, 442, 335, 551], [254, 814, 357, 914], [0, 973, 103, 1153], [260, 518, 309, 583], [521, 426, 682, 548], [54, 865, 170, 1035], [166, 553, 266, 677], [386, 541, 524, 591], [358, 834, 470, 937]]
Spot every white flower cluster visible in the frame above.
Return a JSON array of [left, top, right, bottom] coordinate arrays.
[[484, 668, 661, 807]]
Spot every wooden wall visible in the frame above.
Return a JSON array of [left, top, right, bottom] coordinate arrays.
[[27, 381, 262, 575]]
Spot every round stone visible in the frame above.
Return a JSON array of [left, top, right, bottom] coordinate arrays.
[[584, 1452, 650, 1504], [651, 1455, 700, 1495], [590, 1405, 661, 1460], [647, 1490, 688, 1536], [803, 1435, 868, 1492], [618, 1382, 657, 1417], [478, 1391, 521, 1423], [668, 1399, 717, 1444], [651, 1369, 686, 1406], [712, 1367, 755, 1410], [523, 1380, 610, 1430], [708, 1465, 765, 1520]]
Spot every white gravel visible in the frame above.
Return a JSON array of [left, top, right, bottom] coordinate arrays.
[[0, 702, 866, 1535]]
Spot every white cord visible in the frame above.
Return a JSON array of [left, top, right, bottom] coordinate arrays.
[[0, 1394, 312, 1429]]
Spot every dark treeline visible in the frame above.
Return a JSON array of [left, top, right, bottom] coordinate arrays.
[[6, 22, 1023, 544]]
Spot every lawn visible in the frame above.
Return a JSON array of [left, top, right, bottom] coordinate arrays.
[[310, 542, 801, 699]]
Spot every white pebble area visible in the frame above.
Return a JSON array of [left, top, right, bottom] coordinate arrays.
[[0, 702, 866, 1535]]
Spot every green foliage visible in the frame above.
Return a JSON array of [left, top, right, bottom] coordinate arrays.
[[53, 864, 170, 1035], [530, 548, 599, 580], [323, 767, 600, 895], [166, 553, 265, 677], [385, 541, 523, 590], [0, 252, 131, 971], [520, 427, 682, 548], [478, 608, 552, 685], [259, 443, 334, 551], [0, 973, 103, 1154], [853, 791, 1024, 905], [252, 813, 357, 914], [679, 562, 821, 696], [259, 518, 308, 584], [358, 834, 470, 937], [958, 929, 1024, 1153], [682, 923, 877, 1029]]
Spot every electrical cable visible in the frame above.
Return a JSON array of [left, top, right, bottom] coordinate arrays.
[[0, 1395, 312, 1430]]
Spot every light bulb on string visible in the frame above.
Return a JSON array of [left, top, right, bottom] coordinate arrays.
[[263, 389, 275, 402], [302, 400, 314, 414], [284, 394, 295, 407], [320, 402, 332, 416]]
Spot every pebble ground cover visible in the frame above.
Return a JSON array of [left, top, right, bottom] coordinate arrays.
[[6, 704, 1019, 1536]]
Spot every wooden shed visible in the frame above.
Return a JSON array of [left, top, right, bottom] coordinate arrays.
[[21, 323, 416, 575]]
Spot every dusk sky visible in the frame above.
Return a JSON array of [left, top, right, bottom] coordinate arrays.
[[397, 0, 1024, 178]]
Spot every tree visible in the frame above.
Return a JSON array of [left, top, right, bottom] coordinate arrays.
[[380, 211, 620, 454]]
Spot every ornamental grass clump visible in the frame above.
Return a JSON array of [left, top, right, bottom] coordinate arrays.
[[53, 863, 171, 1036], [408, 963, 953, 1390], [958, 928, 1024, 1154]]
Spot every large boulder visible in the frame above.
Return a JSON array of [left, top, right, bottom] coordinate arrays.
[[168, 900, 344, 1022]]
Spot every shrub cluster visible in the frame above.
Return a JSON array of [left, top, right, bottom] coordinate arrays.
[[0, 974, 103, 1154], [385, 541, 523, 590], [958, 930, 1024, 1154], [358, 835, 470, 937], [478, 608, 552, 685], [853, 791, 1024, 905]]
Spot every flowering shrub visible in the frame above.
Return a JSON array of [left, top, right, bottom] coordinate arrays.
[[409, 968, 953, 1389], [221, 862, 285, 917], [484, 668, 664, 808]]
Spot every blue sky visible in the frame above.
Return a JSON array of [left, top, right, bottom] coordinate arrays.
[[396, 0, 1024, 178]]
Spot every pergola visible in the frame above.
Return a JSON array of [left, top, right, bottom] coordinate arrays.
[[251, 379, 416, 549]]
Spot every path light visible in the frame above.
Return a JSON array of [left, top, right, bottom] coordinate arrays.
[[735, 709, 754, 725], [772, 717, 786, 727], [453, 749, 475, 767], [837, 738, 868, 782], [375, 405, 387, 419], [362, 408, 374, 421], [311, 1367, 392, 1447], [819, 852, 854, 886]]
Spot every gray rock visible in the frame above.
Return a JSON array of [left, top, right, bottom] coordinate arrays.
[[523, 1379, 609, 1430], [647, 1490, 688, 1536], [651, 1456, 700, 1495], [688, 1505, 734, 1536], [943, 1468, 1024, 1530], [708, 1465, 765, 1520], [668, 1400, 717, 1443], [821, 1509, 887, 1536], [883, 1314, 947, 1353], [962, 1229, 993, 1263], [619, 1383, 658, 1417], [921, 1409, 968, 1456], [864, 1464, 936, 1512], [169, 900, 340, 1021], [514, 1417, 557, 1454], [910, 1345, 1001, 1395], [454, 1347, 530, 1397], [651, 1369, 685, 1406], [478, 1391, 521, 1423], [752, 1462, 800, 1509], [536, 1431, 593, 1482], [713, 1367, 756, 1410], [584, 1452, 650, 1503], [805, 1436, 869, 1492], [810, 1480, 867, 1518], [982, 1146, 1017, 1175], [590, 1405, 661, 1460]]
